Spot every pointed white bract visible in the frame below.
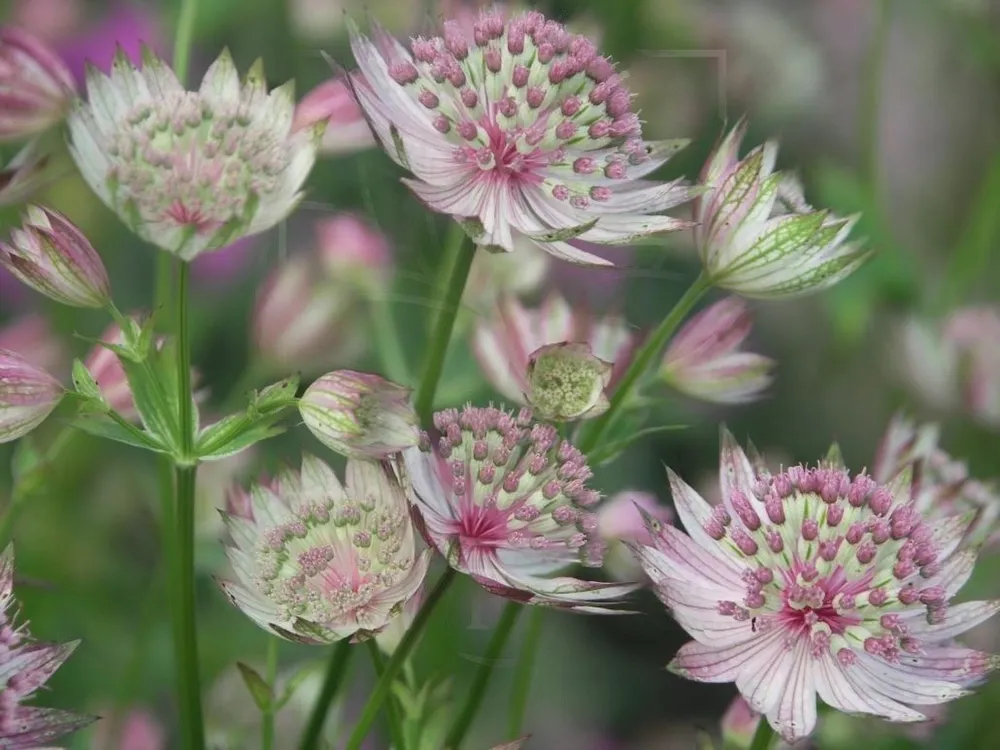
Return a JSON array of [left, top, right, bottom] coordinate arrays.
[[218, 455, 431, 643], [472, 292, 637, 407], [401, 404, 637, 611], [347, 10, 695, 265], [695, 119, 868, 298], [661, 296, 774, 404], [67, 48, 321, 260], [873, 414, 1000, 548], [632, 429, 1000, 743], [0, 348, 62, 443], [0, 546, 94, 747]]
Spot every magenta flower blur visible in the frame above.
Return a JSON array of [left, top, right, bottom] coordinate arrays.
[[294, 77, 376, 155], [315, 214, 392, 288], [0, 349, 62, 443], [632, 429, 1000, 742], [873, 414, 1000, 549], [598, 489, 674, 582], [472, 292, 637, 407], [0, 546, 93, 747], [0, 205, 111, 308], [0, 26, 75, 141], [402, 405, 636, 610], [347, 10, 694, 265], [661, 296, 774, 404]]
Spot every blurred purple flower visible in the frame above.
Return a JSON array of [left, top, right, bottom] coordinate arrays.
[[191, 237, 256, 285], [0, 314, 68, 374], [54, 2, 164, 85]]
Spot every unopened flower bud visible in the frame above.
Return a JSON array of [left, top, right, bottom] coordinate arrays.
[[721, 696, 763, 749], [0, 348, 62, 443], [525, 342, 611, 421], [661, 296, 774, 404], [0, 27, 75, 141], [300, 370, 419, 459], [0, 205, 110, 308]]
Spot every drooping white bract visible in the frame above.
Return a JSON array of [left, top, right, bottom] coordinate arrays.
[[631, 429, 1000, 742], [401, 405, 637, 611], [219, 455, 431, 644], [347, 10, 694, 265], [68, 48, 320, 260]]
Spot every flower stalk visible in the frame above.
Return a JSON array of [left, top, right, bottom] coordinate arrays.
[[298, 639, 354, 750], [749, 720, 776, 750], [507, 607, 544, 740]]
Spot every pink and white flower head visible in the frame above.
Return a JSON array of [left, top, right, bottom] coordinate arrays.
[[696, 119, 868, 298], [315, 213, 391, 289], [0, 205, 111, 308], [294, 77, 376, 155], [252, 253, 365, 373], [597, 490, 674, 582], [299, 370, 420, 459], [347, 11, 695, 265], [873, 414, 1000, 549], [472, 292, 637, 407], [631, 428, 1000, 743], [0, 315, 67, 374], [525, 342, 611, 421], [67, 48, 321, 260], [0, 545, 93, 747], [0, 349, 62, 443], [661, 296, 774, 404], [401, 404, 637, 611], [0, 26, 75, 141], [219, 455, 432, 643]]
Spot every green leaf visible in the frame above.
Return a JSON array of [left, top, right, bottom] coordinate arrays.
[[71, 414, 168, 453], [71, 359, 104, 401], [274, 661, 321, 711], [237, 662, 273, 712], [114, 338, 183, 452], [249, 375, 300, 414], [195, 378, 298, 460], [588, 423, 689, 467]]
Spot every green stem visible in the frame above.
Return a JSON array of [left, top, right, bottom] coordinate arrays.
[[506, 607, 543, 740], [298, 640, 354, 750], [577, 272, 711, 456], [445, 601, 523, 750], [413, 225, 475, 424], [344, 568, 457, 750], [371, 294, 412, 386], [365, 640, 406, 750], [860, 0, 892, 195], [172, 0, 199, 83], [748, 719, 775, 750], [262, 637, 279, 750]]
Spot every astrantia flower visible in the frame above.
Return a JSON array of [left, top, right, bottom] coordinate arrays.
[[218, 455, 431, 643], [299, 370, 420, 459], [472, 292, 637, 406], [0, 26, 75, 141], [696, 119, 868, 298], [525, 342, 611, 421], [401, 405, 636, 610], [632, 429, 1000, 742], [347, 11, 694, 265], [68, 48, 321, 259], [0, 348, 62, 443], [0, 205, 111, 308], [661, 296, 774, 404], [0, 545, 93, 747], [873, 414, 1000, 549]]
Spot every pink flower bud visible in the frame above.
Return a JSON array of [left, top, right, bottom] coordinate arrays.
[[293, 77, 374, 156], [315, 214, 391, 287], [299, 370, 420, 459], [0, 26, 75, 141], [661, 296, 774, 404], [0, 206, 110, 308], [721, 696, 762, 748], [0, 348, 62, 443]]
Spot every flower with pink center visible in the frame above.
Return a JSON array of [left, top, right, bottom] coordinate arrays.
[[631, 428, 1000, 742], [0, 26, 75, 141], [219, 454, 431, 643], [873, 414, 1000, 549], [347, 10, 694, 265], [0, 348, 62, 443], [68, 48, 321, 260], [696, 119, 868, 298], [0, 205, 111, 308], [472, 292, 637, 407], [294, 77, 376, 155], [661, 296, 774, 404], [401, 404, 637, 610], [0, 545, 93, 747]]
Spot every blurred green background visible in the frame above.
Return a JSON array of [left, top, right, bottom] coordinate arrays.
[[2, 0, 999, 748]]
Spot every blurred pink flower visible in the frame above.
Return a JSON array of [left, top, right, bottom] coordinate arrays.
[[83, 320, 143, 421], [0, 314, 67, 374], [598, 490, 673, 581], [12, 0, 83, 43], [0, 26, 76, 141], [661, 296, 774, 404], [191, 237, 257, 286], [721, 695, 764, 749], [315, 213, 391, 287], [0, 348, 62, 443], [90, 707, 165, 750], [294, 78, 376, 156]]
